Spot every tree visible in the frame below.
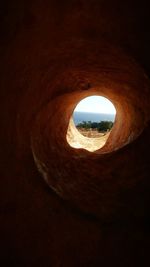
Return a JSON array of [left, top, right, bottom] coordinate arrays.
[[91, 122, 99, 129], [76, 120, 114, 132], [97, 121, 113, 132], [77, 121, 92, 129]]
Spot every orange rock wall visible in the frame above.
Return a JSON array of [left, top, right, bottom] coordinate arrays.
[[0, 1, 150, 266]]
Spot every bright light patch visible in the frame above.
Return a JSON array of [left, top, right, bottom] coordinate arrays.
[[74, 96, 116, 114]]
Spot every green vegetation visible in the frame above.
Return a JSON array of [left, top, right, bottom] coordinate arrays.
[[76, 120, 114, 132]]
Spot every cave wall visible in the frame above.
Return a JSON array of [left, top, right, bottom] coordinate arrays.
[[0, 1, 150, 266]]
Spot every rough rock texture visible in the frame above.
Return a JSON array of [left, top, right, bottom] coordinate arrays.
[[66, 117, 110, 151], [0, 1, 150, 266]]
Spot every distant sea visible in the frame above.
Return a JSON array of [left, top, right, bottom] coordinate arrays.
[[73, 111, 115, 125]]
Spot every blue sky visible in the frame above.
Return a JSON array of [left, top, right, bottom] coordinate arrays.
[[74, 96, 116, 114]]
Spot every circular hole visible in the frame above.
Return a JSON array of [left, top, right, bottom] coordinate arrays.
[[66, 96, 116, 152]]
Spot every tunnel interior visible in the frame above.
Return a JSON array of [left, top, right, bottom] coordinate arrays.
[[1, 1, 150, 266]]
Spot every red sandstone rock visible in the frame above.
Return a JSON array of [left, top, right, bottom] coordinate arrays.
[[0, 1, 150, 266]]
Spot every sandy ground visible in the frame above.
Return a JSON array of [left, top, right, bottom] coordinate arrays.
[[78, 128, 108, 138], [67, 120, 110, 152]]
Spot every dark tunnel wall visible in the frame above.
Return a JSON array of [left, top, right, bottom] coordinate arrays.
[[0, 1, 150, 266]]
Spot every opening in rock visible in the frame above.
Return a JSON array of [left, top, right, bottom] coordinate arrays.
[[67, 96, 116, 152]]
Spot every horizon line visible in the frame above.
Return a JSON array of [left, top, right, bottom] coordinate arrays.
[[74, 110, 116, 115]]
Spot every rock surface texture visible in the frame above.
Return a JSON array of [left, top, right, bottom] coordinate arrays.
[[0, 1, 150, 266]]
